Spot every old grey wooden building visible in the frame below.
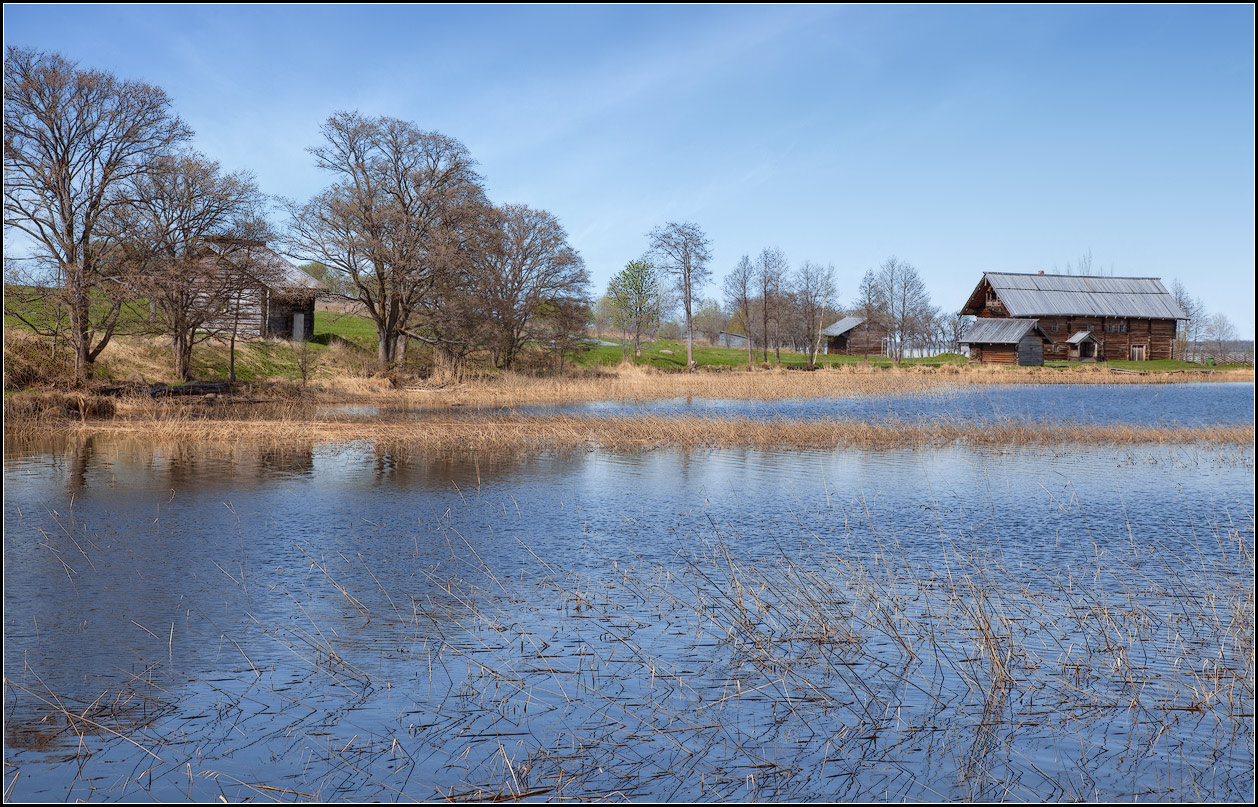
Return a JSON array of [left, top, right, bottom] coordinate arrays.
[[821, 316, 888, 356], [959, 271, 1185, 364], [208, 241, 324, 341]]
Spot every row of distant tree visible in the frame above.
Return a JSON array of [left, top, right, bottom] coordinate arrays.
[[1166, 280, 1246, 363], [598, 248, 1242, 366], [597, 249, 969, 366]]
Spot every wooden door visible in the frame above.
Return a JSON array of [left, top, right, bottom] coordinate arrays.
[[1130, 344, 1146, 361]]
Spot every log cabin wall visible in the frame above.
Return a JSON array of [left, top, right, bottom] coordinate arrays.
[[963, 276, 1178, 362], [969, 344, 1019, 365], [1033, 317, 1175, 361], [826, 322, 887, 356]]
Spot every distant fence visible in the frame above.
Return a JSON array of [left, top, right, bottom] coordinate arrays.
[[1182, 341, 1255, 365], [900, 346, 967, 359]]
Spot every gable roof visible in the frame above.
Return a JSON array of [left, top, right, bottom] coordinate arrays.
[[821, 316, 865, 337], [964, 272, 1186, 319], [206, 242, 324, 293], [960, 318, 1046, 345]]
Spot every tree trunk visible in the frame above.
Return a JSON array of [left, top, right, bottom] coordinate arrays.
[[172, 331, 193, 381], [395, 333, 408, 369], [375, 324, 395, 372], [70, 291, 93, 384]]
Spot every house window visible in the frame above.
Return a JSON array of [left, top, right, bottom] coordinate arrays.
[[1051, 322, 1059, 333]]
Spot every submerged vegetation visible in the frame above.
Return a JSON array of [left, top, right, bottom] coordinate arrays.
[[3, 438, 1253, 801]]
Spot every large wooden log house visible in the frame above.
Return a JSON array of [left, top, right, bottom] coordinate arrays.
[[960, 271, 1185, 364]]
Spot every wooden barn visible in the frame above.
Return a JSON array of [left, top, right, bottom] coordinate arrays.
[[208, 241, 324, 341], [960, 318, 1049, 366], [822, 316, 887, 356], [960, 272, 1185, 363]]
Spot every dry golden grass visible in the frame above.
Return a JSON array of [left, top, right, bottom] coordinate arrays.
[[315, 362, 1254, 409], [12, 411, 1252, 452]]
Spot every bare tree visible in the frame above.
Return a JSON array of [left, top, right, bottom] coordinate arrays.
[[852, 268, 886, 360], [942, 313, 973, 354], [287, 112, 486, 373], [592, 294, 616, 339], [1169, 278, 1207, 361], [537, 297, 592, 372], [1058, 249, 1113, 277], [722, 254, 756, 367], [793, 260, 838, 367], [756, 247, 788, 364], [646, 222, 711, 367], [874, 256, 932, 364], [4, 47, 192, 382], [470, 203, 589, 370], [121, 151, 270, 380], [692, 298, 727, 345], [1205, 313, 1237, 363]]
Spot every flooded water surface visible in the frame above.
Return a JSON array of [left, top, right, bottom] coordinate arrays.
[[4, 431, 1253, 802], [522, 381, 1255, 425]]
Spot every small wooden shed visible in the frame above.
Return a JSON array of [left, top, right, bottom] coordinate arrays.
[[960, 318, 1048, 366], [208, 241, 323, 341], [822, 316, 887, 356]]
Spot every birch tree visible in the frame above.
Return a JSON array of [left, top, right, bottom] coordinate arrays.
[[647, 222, 711, 367], [875, 256, 932, 364], [793, 260, 838, 367], [722, 254, 756, 367], [607, 259, 659, 363], [756, 247, 788, 364]]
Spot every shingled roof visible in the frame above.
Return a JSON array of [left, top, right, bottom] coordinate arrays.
[[963, 272, 1186, 319]]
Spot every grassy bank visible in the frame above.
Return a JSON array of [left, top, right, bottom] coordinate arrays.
[[5, 306, 1252, 394]]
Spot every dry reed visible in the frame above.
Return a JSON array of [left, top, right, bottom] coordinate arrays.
[[345, 362, 1254, 408], [8, 410, 1253, 451]]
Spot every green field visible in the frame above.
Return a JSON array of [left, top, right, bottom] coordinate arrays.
[[6, 295, 1251, 383], [581, 339, 968, 369]]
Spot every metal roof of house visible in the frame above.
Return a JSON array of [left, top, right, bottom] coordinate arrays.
[[960, 318, 1044, 344], [979, 272, 1185, 319], [821, 316, 865, 337], [1065, 330, 1098, 345], [207, 242, 324, 293]]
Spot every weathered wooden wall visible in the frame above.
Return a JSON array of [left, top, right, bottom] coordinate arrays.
[[827, 322, 887, 356], [969, 344, 1019, 365], [1017, 333, 1044, 366], [1034, 317, 1175, 361]]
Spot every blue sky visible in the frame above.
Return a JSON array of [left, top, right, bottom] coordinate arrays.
[[5, 4, 1255, 335]]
